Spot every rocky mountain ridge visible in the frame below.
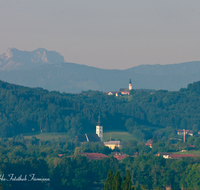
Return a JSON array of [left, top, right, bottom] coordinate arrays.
[[0, 48, 64, 70]]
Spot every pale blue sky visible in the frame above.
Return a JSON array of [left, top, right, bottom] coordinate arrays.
[[1, 0, 200, 69]]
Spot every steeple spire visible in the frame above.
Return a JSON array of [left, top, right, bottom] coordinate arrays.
[[129, 78, 132, 90], [96, 113, 103, 141], [97, 113, 101, 126]]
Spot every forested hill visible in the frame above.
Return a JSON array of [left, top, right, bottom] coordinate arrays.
[[1, 80, 200, 140]]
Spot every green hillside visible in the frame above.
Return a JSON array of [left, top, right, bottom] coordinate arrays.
[[1, 80, 200, 141], [23, 132, 70, 141]]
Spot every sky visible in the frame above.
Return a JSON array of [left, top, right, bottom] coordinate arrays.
[[0, 0, 200, 69]]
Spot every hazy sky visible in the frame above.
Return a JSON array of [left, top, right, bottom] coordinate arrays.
[[1, 0, 200, 69]]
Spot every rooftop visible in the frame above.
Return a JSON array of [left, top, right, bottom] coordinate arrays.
[[78, 153, 108, 160], [104, 141, 122, 145], [114, 154, 129, 161]]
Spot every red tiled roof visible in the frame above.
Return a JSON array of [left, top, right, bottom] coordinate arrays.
[[145, 142, 152, 146], [120, 91, 129, 94], [66, 155, 74, 157], [114, 155, 129, 161], [78, 153, 108, 160], [145, 140, 153, 146], [188, 144, 195, 148], [170, 154, 196, 158], [58, 154, 63, 157]]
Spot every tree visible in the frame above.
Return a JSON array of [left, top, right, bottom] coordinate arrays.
[[74, 147, 83, 155], [122, 170, 132, 190], [104, 169, 114, 190], [50, 166, 62, 189], [112, 170, 122, 190]]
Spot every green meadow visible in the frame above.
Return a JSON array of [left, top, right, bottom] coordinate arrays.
[[12, 131, 137, 142], [173, 150, 200, 155], [103, 131, 137, 142]]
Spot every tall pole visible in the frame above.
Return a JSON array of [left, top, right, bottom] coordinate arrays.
[[183, 129, 185, 142]]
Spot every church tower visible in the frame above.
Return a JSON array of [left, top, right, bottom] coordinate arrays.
[[129, 78, 132, 90], [96, 114, 103, 141]]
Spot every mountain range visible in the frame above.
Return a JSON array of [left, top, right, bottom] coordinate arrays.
[[0, 48, 200, 93]]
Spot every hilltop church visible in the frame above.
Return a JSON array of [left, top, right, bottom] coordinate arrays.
[[105, 78, 133, 96]]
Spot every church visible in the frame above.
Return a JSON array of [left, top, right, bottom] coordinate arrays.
[[76, 115, 122, 150], [76, 114, 103, 143], [119, 78, 132, 95], [105, 78, 132, 96]]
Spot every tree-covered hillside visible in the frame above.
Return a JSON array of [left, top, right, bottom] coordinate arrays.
[[1, 80, 200, 140]]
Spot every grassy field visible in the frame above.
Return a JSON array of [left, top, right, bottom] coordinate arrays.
[[103, 131, 137, 142], [8, 131, 136, 142], [173, 150, 200, 155], [23, 132, 70, 141]]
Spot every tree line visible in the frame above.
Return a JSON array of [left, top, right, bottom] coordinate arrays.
[[1, 136, 200, 189], [1, 80, 200, 140]]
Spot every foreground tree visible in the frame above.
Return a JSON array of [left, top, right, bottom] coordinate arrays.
[[104, 169, 114, 190], [122, 170, 132, 190], [112, 170, 122, 190]]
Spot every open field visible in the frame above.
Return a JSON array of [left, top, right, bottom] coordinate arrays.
[[23, 132, 70, 141], [173, 150, 200, 155], [24, 131, 138, 142], [7, 131, 137, 142], [103, 131, 137, 142]]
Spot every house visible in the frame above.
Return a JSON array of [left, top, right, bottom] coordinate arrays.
[[157, 152, 174, 159], [78, 153, 108, 160], [107, 91, 123, 96], [120, 91, 129, 95], [177, 130, 193, 136], [188, 131, 193, 136], [115, 92, 122, 97], [104, 141, 122, 150], [58, 154, 63, 158], [145, 139, 153, 148], [108, 92, 116, 95], [114, 154, 129, 161], [158, 153, 198, 159]]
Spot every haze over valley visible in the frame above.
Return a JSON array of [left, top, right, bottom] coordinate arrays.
[[1, 48, 200, 93]]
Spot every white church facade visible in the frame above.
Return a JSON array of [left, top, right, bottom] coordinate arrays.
[[96, 114, 103, 141]]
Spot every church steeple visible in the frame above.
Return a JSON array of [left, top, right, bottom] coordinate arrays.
[[97, 113, 101, 126], [96, 113, 103, 141], [129, 78, 132, 90]]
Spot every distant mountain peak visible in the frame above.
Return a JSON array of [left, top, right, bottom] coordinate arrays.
[[5, 48, 13, 58], [0, 48, 65, 70]]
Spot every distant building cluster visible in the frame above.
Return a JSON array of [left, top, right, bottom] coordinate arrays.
[[104, 78, 132, 96]]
